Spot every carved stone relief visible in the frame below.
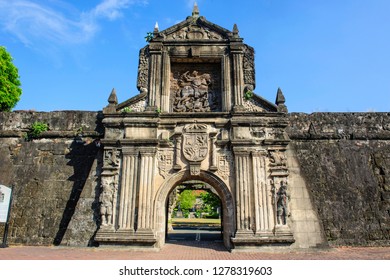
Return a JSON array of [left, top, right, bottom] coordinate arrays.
[[170, 63, 221, 112], [182, 124, 208, 162], [104, 148, 120, 168], [243, 45, 255, 88], [180, 123, 209, 176], [157, 149, 174, 178], [250, 127, 266, 139], [267, 128, 285, 140], [216, 149, 233, 181], [167, 24, 223, 40], [276, 182, 288, 225], [99, 175, 118, 227], [269, 150, 287, 167], [271, 180, 289, 226], [137, 46, 149, 91]]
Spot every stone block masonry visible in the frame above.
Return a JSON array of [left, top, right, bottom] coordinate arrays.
[[287, 113, 390, 246], [0, 111, 389, 247], [0, 111, 103, 246]]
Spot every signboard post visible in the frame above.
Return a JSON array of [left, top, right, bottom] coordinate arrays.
[[0, 185, 13, 248]]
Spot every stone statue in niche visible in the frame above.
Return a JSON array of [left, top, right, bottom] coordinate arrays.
[[276, 181, 288, 225], [172, 70, 213, 112], [100, 177, 114, 227]]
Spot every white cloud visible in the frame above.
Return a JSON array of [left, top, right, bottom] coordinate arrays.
[[0, 0, 148, 46], [91, 0, 133, 20]]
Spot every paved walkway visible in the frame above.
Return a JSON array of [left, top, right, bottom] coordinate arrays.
[[0, 242, 389, 260]]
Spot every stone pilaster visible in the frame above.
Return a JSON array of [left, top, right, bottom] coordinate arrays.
[[222, 54, 232, 111], [231, 44, 245, 111], [161, 50, 170, 112], [209, 133, 217, 171], [136, 147, 156, 235], [233, 147, 253, 236], [147, 43, 163, 110], [173, 134, 182, 170], [252, 151, 274, 236], [117, 148, 139, 232]]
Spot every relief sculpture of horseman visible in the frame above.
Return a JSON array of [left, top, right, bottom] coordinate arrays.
[[173, 70, 212, 112]]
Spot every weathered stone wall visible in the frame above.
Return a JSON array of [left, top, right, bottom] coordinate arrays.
[[0, 111, 103, 246], [1, 111, 389, 247], [287, 113, 390, 246]]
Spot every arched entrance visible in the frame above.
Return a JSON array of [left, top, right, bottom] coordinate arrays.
[[154, 170, 235, 250], [165, 181, 222, 243]]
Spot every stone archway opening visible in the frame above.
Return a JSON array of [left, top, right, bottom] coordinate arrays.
[[154, 170, 235, 251], [165, 180, 223, 243]]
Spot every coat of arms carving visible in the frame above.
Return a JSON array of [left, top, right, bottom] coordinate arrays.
[[182, 124, 208, 162], [157, 150, 174, 178]]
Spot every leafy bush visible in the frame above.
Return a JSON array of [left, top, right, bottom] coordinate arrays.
[[243, 90, 254, 100], [25, 121, 48, 140]]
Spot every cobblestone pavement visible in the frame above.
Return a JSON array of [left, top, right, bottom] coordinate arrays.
[[0, 241, 389, 260]]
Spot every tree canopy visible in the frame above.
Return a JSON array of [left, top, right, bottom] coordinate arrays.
[[0, 46, 22, 111], [177, 189, 196, 210]]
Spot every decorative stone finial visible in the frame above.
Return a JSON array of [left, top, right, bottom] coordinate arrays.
[[192, 2, 200, 17], [103, 88, 118, 114], [154, 22, 159, 33], [108, 88, 118, 105], [275, 87, 288, 113], [233, 24, 239, 36]]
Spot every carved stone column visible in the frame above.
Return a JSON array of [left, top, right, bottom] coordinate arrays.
[[252, 151, 274, 236], [173, 134, 182, 170], [233, 147, 253, 236], [147, 43, 163, 110], [222, 54, 232, 111], [209, 133, 217, 171], [231, 44, 245, 110], [161, 50, 170, 112], [117, 148, 139, 232], [136, 147, 156, 235]]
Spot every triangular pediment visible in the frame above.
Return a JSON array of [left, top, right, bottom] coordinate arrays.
[[160, 16, 233, 41]]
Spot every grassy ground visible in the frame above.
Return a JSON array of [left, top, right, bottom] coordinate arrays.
[[171, 218, 221, 224], [170, 218, 221, 228]]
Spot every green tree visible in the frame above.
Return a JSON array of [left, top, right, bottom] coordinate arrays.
[[177, 189, 196, 210], [0, 46, 22, 111], [200, 192, 220, 209]]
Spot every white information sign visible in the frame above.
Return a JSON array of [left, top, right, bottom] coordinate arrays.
[[0, 185, 12, 223]]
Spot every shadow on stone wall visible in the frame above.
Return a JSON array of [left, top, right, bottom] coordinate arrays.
[[53, 117, 103, 246]]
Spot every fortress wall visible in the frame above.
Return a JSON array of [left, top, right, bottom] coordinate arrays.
[[0, 111, 389, 247], [0, 111, 103, 246], [287, 113, 390, 246]]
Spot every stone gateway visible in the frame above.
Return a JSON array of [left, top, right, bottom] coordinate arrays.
[[5, 5, 389, 251], [95, 5, 322, 250]]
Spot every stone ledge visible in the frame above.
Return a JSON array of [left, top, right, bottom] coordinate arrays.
[[0, 130, 102, 139], [231, 236, 295, 249], [95, 230, 157, 246]]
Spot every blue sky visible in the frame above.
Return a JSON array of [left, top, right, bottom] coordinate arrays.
[[1, 0, 389, 112]]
